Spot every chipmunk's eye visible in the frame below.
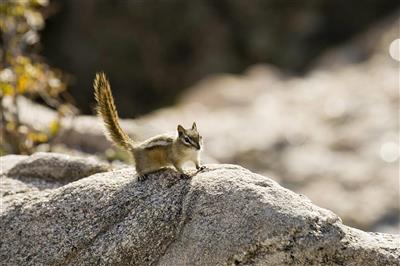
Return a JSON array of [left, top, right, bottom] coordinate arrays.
[[184, 136, 190, 142]]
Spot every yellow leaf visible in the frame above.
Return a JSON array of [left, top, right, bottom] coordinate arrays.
[[0, 83, 15, 96], [36, 133, 48, 142], [27, 132, 48, 143], [6, 122, 16, 131], [17, 74, 29, 93], [49, 120, 60, 136]]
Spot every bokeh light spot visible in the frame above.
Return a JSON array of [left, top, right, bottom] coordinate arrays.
[[389, 39, 400, 62], [379, 141, 399, 163]]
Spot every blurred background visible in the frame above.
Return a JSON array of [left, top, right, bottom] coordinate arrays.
[[1, 0, 399, 233], [42, 0, 399, 116]]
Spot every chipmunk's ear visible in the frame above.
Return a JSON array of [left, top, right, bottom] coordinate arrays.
[[177, 125, 185, 136], [192, 122, 197, 131]]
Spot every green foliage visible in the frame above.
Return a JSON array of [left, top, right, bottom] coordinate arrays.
[[0, 0, 75, 154]]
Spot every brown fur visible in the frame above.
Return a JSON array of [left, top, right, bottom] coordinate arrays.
[[94, 72, 204, 178], [94, 73, 134, 151]]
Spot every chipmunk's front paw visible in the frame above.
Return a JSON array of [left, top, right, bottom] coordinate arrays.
[[196, 165, 206, 172]]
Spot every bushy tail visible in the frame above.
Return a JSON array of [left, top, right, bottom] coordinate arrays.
[[94, 72, 134, 151]]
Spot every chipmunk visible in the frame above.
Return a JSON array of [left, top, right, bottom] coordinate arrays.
[[94, 72, 205, 180]]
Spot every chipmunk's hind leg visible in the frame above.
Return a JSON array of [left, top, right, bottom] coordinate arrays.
[[180, 173, 191, 179], [136, 166, 170, 181], [171, 161, 191, 179], [137, 174, 148, 181], [137, 170, 160, 181], [135, 164, 151, 182]]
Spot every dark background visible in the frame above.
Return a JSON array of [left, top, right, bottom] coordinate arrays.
[[41, 0, 400, 117]]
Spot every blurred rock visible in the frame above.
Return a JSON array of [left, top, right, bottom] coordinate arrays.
[[1, 153, 399, 265], [7, 152, 110, 182], [0, 153, 110, 210]]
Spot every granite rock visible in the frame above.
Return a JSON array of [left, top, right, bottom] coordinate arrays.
[[0, 153, 398, 265]]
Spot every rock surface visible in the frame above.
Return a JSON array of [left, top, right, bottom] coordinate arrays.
[[6, 152, 110, 182], [0, 153, 110, 210], [0, 153, 399, 265]]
